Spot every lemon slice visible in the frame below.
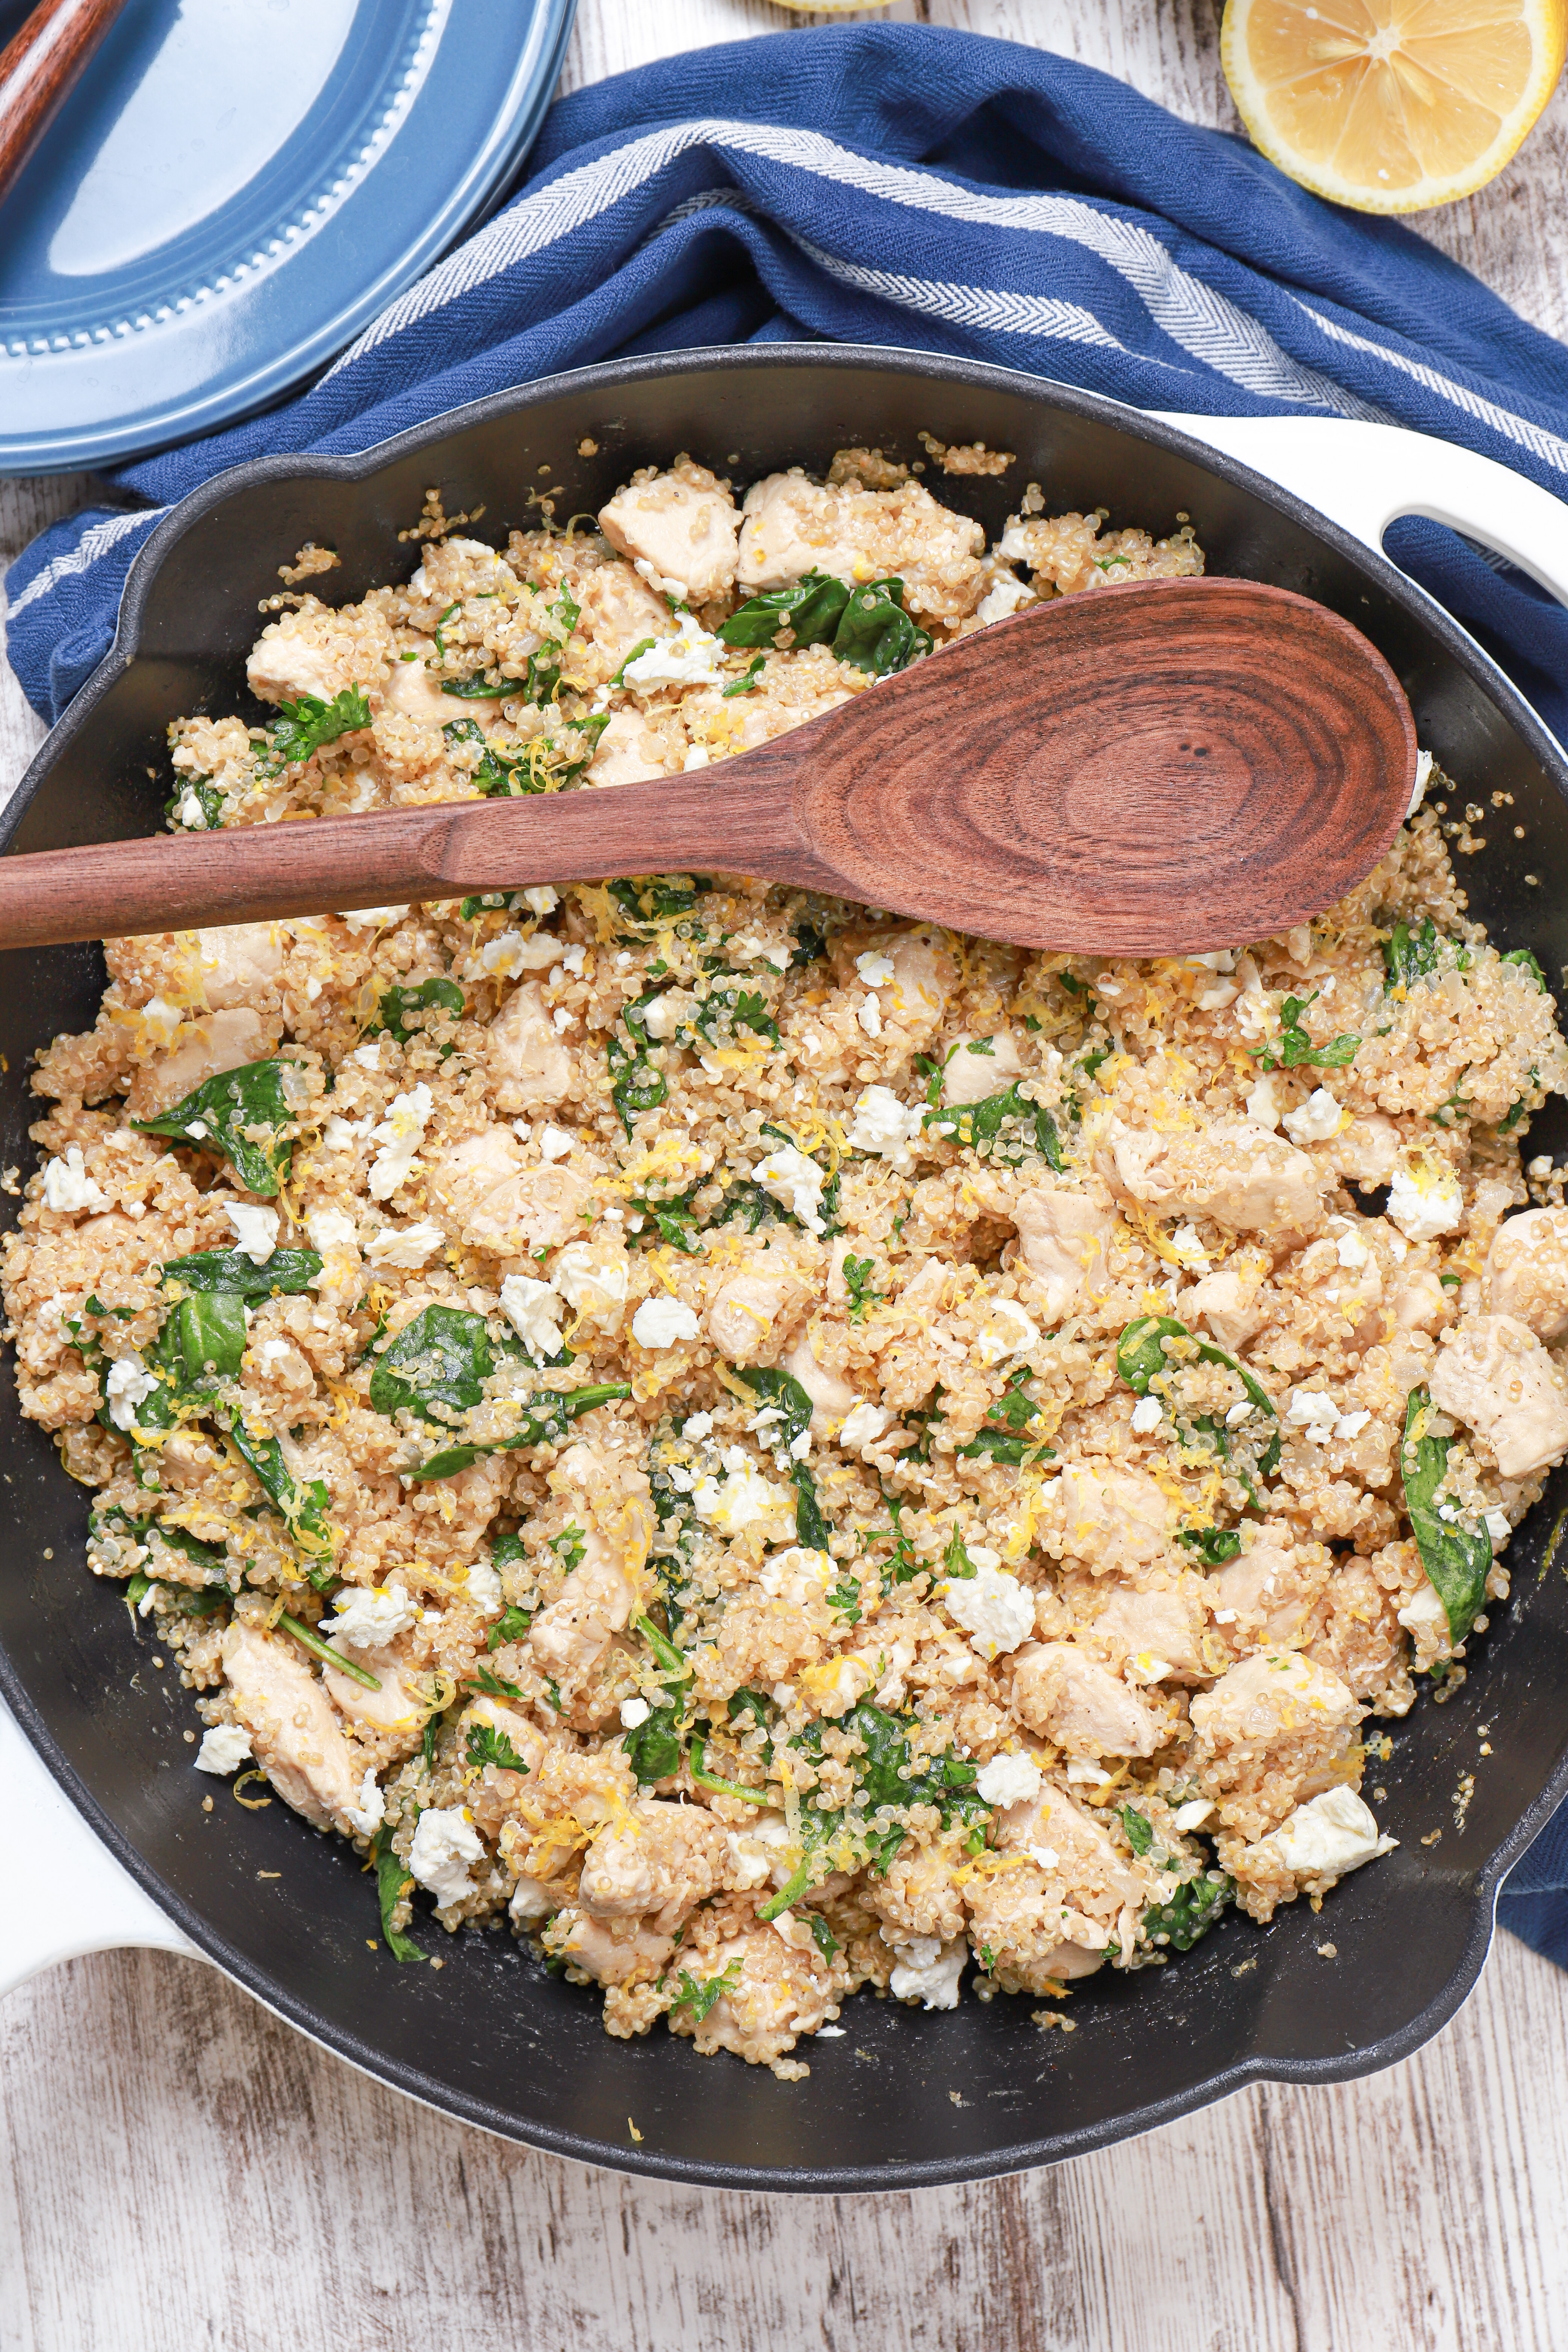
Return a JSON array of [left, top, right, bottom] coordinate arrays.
[[1222, 0, 1567, 211]]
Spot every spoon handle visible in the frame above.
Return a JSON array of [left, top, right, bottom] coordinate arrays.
[[0, 0, 132, 210], [0, 763, 824, 949]]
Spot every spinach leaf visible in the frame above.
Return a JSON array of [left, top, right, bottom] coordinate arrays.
[[370, 1306, 497, 1423], [607, 1033, 667, 1137], [792, 1461, 831, 1549], [259, 687, 371, 772], [605, 875, 712, 926], [1502, 947, 1548, 989], [1119, 1805, 1155, 1856], [1254, 991, 1360, 1073], [373, 976, 465, 1047], [830, 577, 932, 676], [1177, 1526, 1242, 1565], [412, 1380, 632, 1481], [630, 1188, 703, 1253], [943, 1525, 977, 1579], [926, 1080, 1063, 1170], [760, 1701, 986, 1920], [162, 1248, 321, 1295], [668, 1958, 741, 2023], [719, 570, 850, 650], [738, 1365, 815, 1455], [124, 1573, 231, 1620], [956, 1427, 1055, 1467], [624, 1700, 685, 1786], [688, 1734, 775, 1804], [722, 655, 766, 698], [1401, 1386, 1491, 1642], [1143, 1871, 1233, 1952], [843, 1254, 882, 1323], [523, 587, 580, 705], [809, 1913, 839, 1962], [167, 1291, 247, 1389], [228, 1424, 334, 1565], [133, 1058, 297, 1197], [827, 1575, 863, 1623], [466, 1721, 529, 1773], [372, 1827, 426, 1964], [1384, 917, 1444, 991], [1116, 1315, 1276, 1421], [441, 672, 518, 700]]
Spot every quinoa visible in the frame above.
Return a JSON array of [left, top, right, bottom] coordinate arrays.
[[6, 446, 1566, 2074]]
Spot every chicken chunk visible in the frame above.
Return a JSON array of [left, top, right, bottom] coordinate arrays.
[[194, 923, 285, 1011], [941, 1029, 1024, 1106], [221, 1622, 366, 1834], [782, 1331, 859, 1433], [1054, 1462, 1171, 1573], [428, 1127, 594, 1256], [1008, 1642, 1160, 1756], [487, 982, 574, 1115], [1428, 1313, 1568, 1480], [737, 472, 986, 622], [122, 1008, 277, 1121], [599, 462, 740, 606], [1012, 1184, 1113, 1323], [706, 1256, 805, 1364], [576, 561, 672, 667], [1110, 1122, 1326, 1238], [1186, 1261, 1268, 1354], [589, 706, 675, 789], [1486, 1208, 1568, 1343], [528, 1444, 654, 1682], [1089, 1584, 1204, 1682], [1189, 1650, 1360, 1836], [245, 600, 392, 709], [578, 1799, 727, 1933]]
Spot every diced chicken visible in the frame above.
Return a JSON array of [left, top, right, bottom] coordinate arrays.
[[663, 1920, 839, 2066], [941, 1029, 1024, 1106], [1210, 1543, 1313, 1645], [589, 706, 674, 789], [220, 1622, 366, 1834], [782, 1331, 859, 1433], [1189, 1650, 1360, 1833], [1486, 1207, 1568, 1343], [1110, 1122, 1326, 1237], [528, 1444, 654, 1682], [578, 1799, 727, 1933], [736, 473, 986, 622], [245, 601, 392, 709], [1327, 1110, 1401, 1190], [1428, 1313, 1568, 1480], [1090, 1584, 1204, 1681], [1009, 1641, 1160, 1756], [195, 923, 285, 1011], [599, 463, 740, 606], [576, 562, 673, 666], [1013, 1184, 1114, 1323], [462, 1697, 548, 1840], [428, 1127, 594, 1255], [320, 1640, 429, 1736], [1389, 1268, 1449, 1334], [123, 1008, 276, 1121], [1186, 1262, 1267, 1354], [854, 927, 954, 1049], [1055, 1462, 1171, 1573], [706, 1258, 802, 1364], [487, 982, 574, 1115], [550, 1908, 676, 1987]]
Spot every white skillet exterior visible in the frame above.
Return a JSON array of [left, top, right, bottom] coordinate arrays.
[[3, 408, 1568, 2003]]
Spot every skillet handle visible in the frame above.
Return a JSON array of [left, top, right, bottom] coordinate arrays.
[[0, 1692, 196, 1997], [1152, 414, 1568, 612]]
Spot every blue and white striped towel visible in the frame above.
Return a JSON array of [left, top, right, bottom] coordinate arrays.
[[6, 18, 1568, 1952]]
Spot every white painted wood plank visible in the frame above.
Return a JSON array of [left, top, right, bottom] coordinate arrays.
[[8, 6, 1568, 2342]]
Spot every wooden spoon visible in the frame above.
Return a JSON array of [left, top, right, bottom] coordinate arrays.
[[0, 579, 1417, 957], [0, 0, 133, 212]]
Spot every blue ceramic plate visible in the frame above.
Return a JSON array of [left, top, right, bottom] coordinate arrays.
[[0, 0, 576, 475]]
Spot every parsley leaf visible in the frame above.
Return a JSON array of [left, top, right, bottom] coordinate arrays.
[[466, 1721, 530, 1773], [1254, 992, 1359, 1073], [668, 1958, 742, 2024], [259, 687, 371, 773]]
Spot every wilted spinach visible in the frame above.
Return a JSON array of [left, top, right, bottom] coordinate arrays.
[[1401, 1386, 1491, 1642], [134, 1057, 298, 1197]]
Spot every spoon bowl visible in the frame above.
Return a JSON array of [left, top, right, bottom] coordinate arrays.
[[0, 577, 1416, 954]]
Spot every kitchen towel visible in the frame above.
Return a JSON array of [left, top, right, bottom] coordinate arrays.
[[6, 20, 1568, 1960]]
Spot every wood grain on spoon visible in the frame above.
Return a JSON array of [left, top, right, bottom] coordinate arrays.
[[0, 580, 1418, 957], [0, 0, 132, 209]]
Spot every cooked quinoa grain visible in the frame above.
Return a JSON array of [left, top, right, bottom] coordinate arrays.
[[7, 449, 1565, 2073]]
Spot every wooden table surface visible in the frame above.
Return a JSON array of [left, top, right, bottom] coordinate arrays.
[[5, 4, 1568, 2345]]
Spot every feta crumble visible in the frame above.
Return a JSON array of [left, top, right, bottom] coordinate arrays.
[[1388, 1157, 1463, 1243], [552, 1243, 629, 1311], [409, 1807, 486, 1907], [464, 1559, 503, 1617], [306, 1207, 358, 1252], [321, 1585, 418, 1648], [345, 1769, 385, 1839], [500, 1272, 565, 1362], [1257, 1787, 1396, 1879], [41, 1146, 108, 1214], [887, 1934, 966, 2011], [194, 1724, 253, 1776], [846, 1084, 923, 1172], [1282, 1086, 1343, 1146], [364, 1220, 445, 1269], [538, 1124, 574, 1161], [942, 1565, 1036, 1659], [1130, 1396, 1163, 1435], [104, 1355, 156, 1432], [631, 1297, 700, 1349], [755, 1142, 825, 1235], [975, 1751, 1043, 1808], [367, 1084, 434, 1201], [620, 611, 728, 690], [224, 1202, 279, 1265], [838, 1400, 890, 1450]]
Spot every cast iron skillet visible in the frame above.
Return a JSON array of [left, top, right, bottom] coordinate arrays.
[[4, 348, 1568, 2193]]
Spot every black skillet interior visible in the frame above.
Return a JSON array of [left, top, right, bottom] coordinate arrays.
[[5, 348, 1568, 2192]]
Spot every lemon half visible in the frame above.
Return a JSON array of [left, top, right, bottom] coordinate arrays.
[[1222, 0, 1567, 212]]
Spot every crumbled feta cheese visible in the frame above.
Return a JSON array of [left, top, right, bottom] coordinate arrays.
[[259, 1338, 291, 1365], [538, 1123, 574, 1161], [306, 1207, 358, 1253], [887, 1933, 966, 2011], [621, 610, 728, 690], [682, 1412, 714, 1441], [1409, 747, 1433, 816], [1224, 1400, 1254, 1427], [552, 1243, 629, 1312], [725, 1813, 792, 1892], [1257, 1787, 1396, 1879], [1283, 1086, 1344, 1146], [1335, 1229, 1369, 1269], [1130, 1396, 1164, 1435], [620, 1696, 651, 1730], [365, 1220, 445, 1269], [1170, 1222, 1210, 1271], [975, 1752, 1043, 1808], [1245, 1073, 1283, 1130], [500, 1272, 565, 1362], [224, 1202, 279, 1265], [1027, 1843, 1061, 1871], [856, 951, 896, 987], [942, 1564, 1036, 1659], [465, 1559, 502, 1617], [41, 1146, 108, 1214], [409, 1806, 486, 1906], [847, 1084, 923, 1172], [856, 993, 883, 1039], [1388, 1158, 1463, 1243], [755, 1142, 825, 1235], [368, 1083, 434, 1201], [693, 1456, 790, 1536], [350, 1042, 382, 1072], [1335, 1409, 1372, 1441], [1484, 1506, 1511, 1543], [838, 1400, 890, 1450], [345, 1769, 385, 1839], [522, 886, 559, 917], [1398, 1581, 1450, 1641], [975, 570, 1035, 625], [340, 904, 410, 932], [175, 786, 211, 829], [631, 1297, 700, 1350], [509, 1875, 555, 1925], [320, 1585, 418, 1648], [194, 1723, 253, 1776], [324, 1114, 372, 1153], [104, 1355, 156, 1432], [1286, 1387, 1340, 1444], [977, 1299, 1040, 1367], [1173, 1797, 1215, 1831]]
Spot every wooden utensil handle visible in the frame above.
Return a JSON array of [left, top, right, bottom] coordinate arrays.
[[0, 765, 825, 950], [0, 0, 131, 205]]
